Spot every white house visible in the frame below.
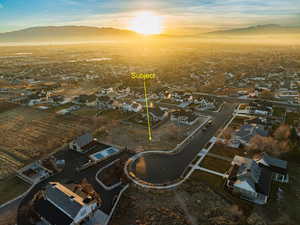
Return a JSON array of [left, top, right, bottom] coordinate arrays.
[[33, 182, 100, 225], [69, 133, 93, 153]]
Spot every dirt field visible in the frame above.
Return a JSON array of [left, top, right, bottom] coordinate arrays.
[[0, 102, 94, 179], [111, 178, 253, 225], [98, 118, 205, 152]]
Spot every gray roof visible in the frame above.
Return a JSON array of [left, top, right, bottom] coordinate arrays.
[[45, 183, 83, 219], [74, 133, 93, 148], [148, 107, 165, 118], [235, 156, 261, 184], [232, 156, 272, 196], [261, 152, 288, 169], [235, 124, 268, 143]]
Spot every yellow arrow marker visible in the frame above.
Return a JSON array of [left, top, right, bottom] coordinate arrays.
[[143, 79, 152, 141]]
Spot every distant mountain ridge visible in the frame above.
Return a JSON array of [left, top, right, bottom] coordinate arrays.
[[1, 24, 299, 43], [206, 24, 300, 36], [0, 26, 139, 42]]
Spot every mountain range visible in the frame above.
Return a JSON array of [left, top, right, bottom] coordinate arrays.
[[0, 26, 138, 42], [206, 24, 300, 36], [0, 24, 299, 43]]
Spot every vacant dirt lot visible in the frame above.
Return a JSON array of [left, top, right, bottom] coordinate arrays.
[[98, 118, 206, 152], [0, 102, 94, 179], [111, 177, 256, 225]]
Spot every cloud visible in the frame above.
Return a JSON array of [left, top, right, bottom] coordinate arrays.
[[0, 3, 3, 9]]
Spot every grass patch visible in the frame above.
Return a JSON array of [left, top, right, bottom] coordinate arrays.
[[189, 170, 224, 190], [0, 176, 30, 205], [210, 143, 246, 159], [189, 170, 254, 216], [100, 109, 134, 120], [231, 116, 250, 125], [286, 112, 300, 125], [273, 107, 286, 117], [47, 102, 75, 113], [200, 156, 231, 173], [73, 107, 98, 117], [0, 102, 17, 113]]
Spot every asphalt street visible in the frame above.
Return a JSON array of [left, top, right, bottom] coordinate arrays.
[[129, 102, 236, 185]]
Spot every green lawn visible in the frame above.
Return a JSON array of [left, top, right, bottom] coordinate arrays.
[[273, 107, 286, 117], [0, 176, 30, 205]]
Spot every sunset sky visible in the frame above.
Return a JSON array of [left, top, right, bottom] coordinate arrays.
[[0, 0, 299, 33]]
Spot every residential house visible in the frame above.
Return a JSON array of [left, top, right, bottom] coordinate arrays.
[[33, 182, 100, 225], [236, 103, 272, 116], [254, 152, 289, 183], [226, 156, 273, 205], [171, 110, 199, 125], [69, 133, 94, 153], [28, 98, 43, 106], [96, 96, 114, 110], [148, 107, 168, 121], [122, 101, 142, 112], [230, 124, 268, 148], [74, 95, 97, 105]]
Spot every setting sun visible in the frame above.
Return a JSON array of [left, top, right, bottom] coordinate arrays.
[[129, 11, 163, 35]]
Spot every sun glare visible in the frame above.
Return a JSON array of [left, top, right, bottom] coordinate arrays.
[[129, 11, 163, 35]]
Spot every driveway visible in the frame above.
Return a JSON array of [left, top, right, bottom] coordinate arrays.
[[17, 150, 130, 225]]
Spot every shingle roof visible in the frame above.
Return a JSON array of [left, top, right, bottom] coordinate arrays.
[[235, 124, 268, 143], [46, 183, 83, 219], [256, 152, 288, 175], [255, 167, 272, 195], [261, 152, 287, 169], [34, 198, 73, 225], [231, 156, 272, 196]]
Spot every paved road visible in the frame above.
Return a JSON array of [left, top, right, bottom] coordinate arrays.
[[17, 150, 129, 225], [129, 102, 236, 185]]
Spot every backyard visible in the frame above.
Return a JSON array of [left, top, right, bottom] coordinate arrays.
[[0, 176, 30, 205]]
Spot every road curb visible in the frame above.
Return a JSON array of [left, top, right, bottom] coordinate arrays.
[[124, 116, 211, 189]]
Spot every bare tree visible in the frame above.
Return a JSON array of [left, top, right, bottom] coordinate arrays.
[[222, 127, 234, 140], [248, 135, 278, 154], [248, 134, 290, 156], [274, 124, 291, 141], [260, 90, 274, 100]]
